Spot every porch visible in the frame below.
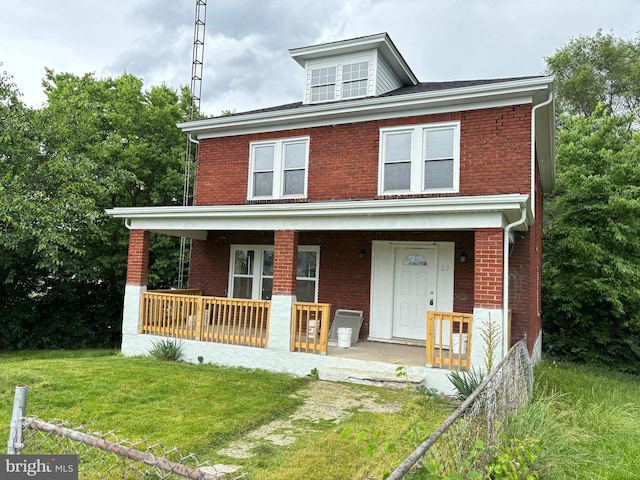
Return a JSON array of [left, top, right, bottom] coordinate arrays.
[[138, 290, 473, 375]]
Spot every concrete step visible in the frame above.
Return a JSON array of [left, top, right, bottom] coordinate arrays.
[[318, 367, 425, 388]]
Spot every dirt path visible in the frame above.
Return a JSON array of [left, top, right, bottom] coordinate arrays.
[[217, 380, 402, 459]]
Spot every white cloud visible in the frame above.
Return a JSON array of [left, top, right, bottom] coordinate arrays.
[[1, 0, 639, 114]]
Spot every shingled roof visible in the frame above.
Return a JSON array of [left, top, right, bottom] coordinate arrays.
[[213, 76, 545, 119]]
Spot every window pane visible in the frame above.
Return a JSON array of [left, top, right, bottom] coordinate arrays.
[[385, 132, 412, 162], [311, 84, 335, 102], [253, 171, 273, 196], [425, 159, 454, 189], [233, 277, 252, 298], [284, 142, 306, 168], [296, 279, 316, 302], [297, 251, 317, 278], [384, 162, 411, 190], [262, 250, 273, 276], [254, 145, 274, 170], [343, 79, 367, 98], [343, 62, 368, 81], [261, 277, 273, 300], [425, 129, 454, 159], [234, 250, 254, 275], [311, 67, 336, 86], [284, 169, 304, 195]]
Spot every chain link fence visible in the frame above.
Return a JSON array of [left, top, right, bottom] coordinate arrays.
[[388, 338, 534, 479], [13, 417, 247, 480]]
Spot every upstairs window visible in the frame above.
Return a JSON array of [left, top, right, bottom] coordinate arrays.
[[309, 60, 369, 103], [379, 122, 460, 195], [249, 137, 309, 200]]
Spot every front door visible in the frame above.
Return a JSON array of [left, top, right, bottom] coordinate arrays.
[[392, 247, 438, 340]]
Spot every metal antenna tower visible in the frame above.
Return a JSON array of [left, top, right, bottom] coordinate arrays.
[[177, 0, 207, 289]]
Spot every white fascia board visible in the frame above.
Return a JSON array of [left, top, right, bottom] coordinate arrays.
[[288, 32, 417, 85], [178, 77, 553, 139], [106, 194, 532, 235]]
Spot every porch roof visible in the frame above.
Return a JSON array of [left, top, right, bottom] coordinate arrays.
[[106, 194, 532, 240]]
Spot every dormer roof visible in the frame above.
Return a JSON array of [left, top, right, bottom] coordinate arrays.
[[289, 32, 418, 87]]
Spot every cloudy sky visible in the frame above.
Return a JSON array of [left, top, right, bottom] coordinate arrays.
[[1, 0, 638, 117]]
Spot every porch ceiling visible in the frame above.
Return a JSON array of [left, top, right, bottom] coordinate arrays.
[[106, 194, 532, 240]]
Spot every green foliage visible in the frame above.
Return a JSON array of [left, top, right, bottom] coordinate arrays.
[[0, 67, 191, 349], [542, 107, 640, 372], [447, 317, 500, 400], [407, 438, 540, 480], [447, 368, 485, 401], [546, 30, 640, 117], [149, 339, 183, 361]]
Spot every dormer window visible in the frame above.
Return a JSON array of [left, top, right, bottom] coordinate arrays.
[[310, 67, 336, 102], [290, 33, 419, 105], [342, 62, 369, 98], [309, 61, 370, 103]]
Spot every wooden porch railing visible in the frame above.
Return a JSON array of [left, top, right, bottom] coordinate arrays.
[[140, 292, 270, 348], [291, 302, 331, 355], [426, 311, 473, 371]]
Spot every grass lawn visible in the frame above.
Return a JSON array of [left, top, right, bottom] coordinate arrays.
[[512, 360, 640, 480], [0, 350, 451, 479]]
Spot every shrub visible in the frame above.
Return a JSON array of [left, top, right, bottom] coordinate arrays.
[[149, 339, 183, 361]]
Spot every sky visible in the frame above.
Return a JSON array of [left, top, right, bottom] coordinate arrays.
[[1, 0, 639, 117]]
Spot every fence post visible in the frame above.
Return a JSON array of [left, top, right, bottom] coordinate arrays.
[[7, 385, 28, 454]]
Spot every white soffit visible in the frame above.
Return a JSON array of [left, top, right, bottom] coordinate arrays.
[[106, 194, 532, 238]]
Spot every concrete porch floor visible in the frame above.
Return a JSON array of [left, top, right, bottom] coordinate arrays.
[[327, 340, 426, 367]]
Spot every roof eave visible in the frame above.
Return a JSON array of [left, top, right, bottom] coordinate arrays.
[[178, 76, 554, 136]]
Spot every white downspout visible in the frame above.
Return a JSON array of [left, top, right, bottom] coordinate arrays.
[[502, 206, 526, 358], [502, 86, 553, 357]]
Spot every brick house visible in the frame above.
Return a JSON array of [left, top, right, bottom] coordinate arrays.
[[107, 33, 554, 390]]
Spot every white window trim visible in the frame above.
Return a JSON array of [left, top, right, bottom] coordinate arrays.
[[308, 59, 371, 104], [228, 245, 320, 302], [378, 121, 460, 196], [248, 136, 310, 200]]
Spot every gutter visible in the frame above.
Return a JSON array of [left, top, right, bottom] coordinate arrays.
[[500, 86, 553, 358], [502, 205, 527, 358], [530, 87, 554, 218]]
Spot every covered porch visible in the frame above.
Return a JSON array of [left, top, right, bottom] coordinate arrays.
[[108, 195, 534, 390]]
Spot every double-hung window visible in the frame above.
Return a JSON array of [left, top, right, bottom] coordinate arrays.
[[309, 60, 370, 103], [229, 246, 320, 302], [311, 67, 336, 102], [249, 137, 309, 200], [379, 122, 460, 195], [342, 62, 369, 98]]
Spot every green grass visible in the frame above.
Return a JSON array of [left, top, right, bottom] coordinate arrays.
[[0, 350, 451, 479], [510, 360, 640, 480]]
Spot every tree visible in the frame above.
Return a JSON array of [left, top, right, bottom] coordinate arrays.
[[546, 30, 640, 117], [542, 107, 640, 372], [0, 68, 191, 349]]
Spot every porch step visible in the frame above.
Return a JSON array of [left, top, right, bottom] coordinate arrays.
[[318, 367, 425, 389]]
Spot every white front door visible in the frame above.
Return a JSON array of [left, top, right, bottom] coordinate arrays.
[[392, 247, 438, 340]]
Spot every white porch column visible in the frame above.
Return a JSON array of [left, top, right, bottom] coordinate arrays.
[[267, 230, 298, 352], [121, 285, 147, 355], [268, 295, 295, 351], [121, 229, 150, 356], [471, 308, 504, 371]]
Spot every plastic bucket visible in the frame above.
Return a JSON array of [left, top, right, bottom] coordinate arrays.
[[337, 327, 352, 348], [308, 320, 316, 338]]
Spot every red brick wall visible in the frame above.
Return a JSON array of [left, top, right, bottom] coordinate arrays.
[[273, 230, 298, 295], [126, 229, 150, 286], [474, 228, 504, 309], [194, 105, 532, 205], [189, 230, 474, 337]]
